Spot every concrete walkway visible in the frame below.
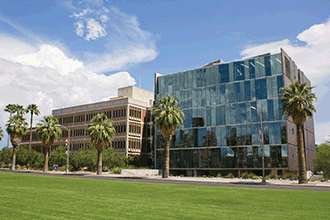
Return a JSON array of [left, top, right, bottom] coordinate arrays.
[[5, 169, 330, 188]]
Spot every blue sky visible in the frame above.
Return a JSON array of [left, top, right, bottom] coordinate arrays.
[[0, 0, 329, 149]]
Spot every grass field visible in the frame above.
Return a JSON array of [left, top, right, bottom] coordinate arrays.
[[0, 172, 329, 220]]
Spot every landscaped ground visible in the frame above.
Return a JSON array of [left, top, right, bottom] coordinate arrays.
[[0, 172, 329, 219]]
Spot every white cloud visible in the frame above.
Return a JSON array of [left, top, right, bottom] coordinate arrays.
[[0, 39, 136, 149], [85, 44, 157, 73], [315, 121, 330, 145], [70, 7, 108, 41], [74, 20, 84, 37], [240, 18, 330, 84], [69, 3, 158, 73], [85, 18, 107, 41], [240, 17, 330, 146]]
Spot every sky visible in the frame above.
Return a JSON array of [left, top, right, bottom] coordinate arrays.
[[0, 0, 329, 149]]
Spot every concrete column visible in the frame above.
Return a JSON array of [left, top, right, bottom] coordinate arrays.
[[126, 104, 129, 157]]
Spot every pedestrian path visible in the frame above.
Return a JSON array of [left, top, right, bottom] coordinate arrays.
[[22, 170, 330, 188]]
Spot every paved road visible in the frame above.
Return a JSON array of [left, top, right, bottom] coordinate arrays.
[[2, 171, 330, 192]]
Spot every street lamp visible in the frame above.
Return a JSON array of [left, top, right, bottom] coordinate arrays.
[[250, 106, 266, 183], [55, 124, 70, 173]]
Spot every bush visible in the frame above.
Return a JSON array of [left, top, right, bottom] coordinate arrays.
[[314, 143, 330, 179], [248, 173, 256, 179], [276, 175, 283, 180], [202, 175, 207, 178], [103, 148, 126, 170], [112, 167, 121, 174], [0, 148, 12, 167], [28, 150, 44, 170], [252, 175, 260, 180], [268, 174, 276, 179], [284, 173, 293, 180], [224, 173, 235, 178], [49, 146, 67, 168], [241, 172, 249, 179], [16, 146, 30, 166], [180, 174, 184, 177], [310, 178, 316, 182], [216, 173, 222, 178]]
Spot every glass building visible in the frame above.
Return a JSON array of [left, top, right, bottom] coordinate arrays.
[[154, 49, 315, 176]]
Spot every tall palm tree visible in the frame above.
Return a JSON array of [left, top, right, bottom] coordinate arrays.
[[280, 81, 317, 184], [36, 116, 62, 172], [4, 104, 17, 148], [26, 104, 41, 152], [0, 126, 4, 141], [15, 104, 28, 116], [153, 95, 185, 178], [5, 114, 28, 171], [88, 113, 115, 175]]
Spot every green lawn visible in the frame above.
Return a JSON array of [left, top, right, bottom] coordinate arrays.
[[0, 173, 329, 220]]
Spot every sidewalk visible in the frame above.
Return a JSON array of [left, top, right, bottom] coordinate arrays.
[[17, 169, 330, 188]]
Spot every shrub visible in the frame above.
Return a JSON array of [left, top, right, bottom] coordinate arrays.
[[284, 173, 293, 180], [276, 175, 283, 180], [248, 173, 256, 179], [16, 146, 30, 166], [49, 146, 67, 168], [0, 147, 12, 167], [314, 143, 330, 178], [310, 178, 316, 182], [224, 173, 235, 178], [103, 148, 127, 169], [268, 174, 276, 179], [216, 173, 222, 178], [180, 174, 184, 177], [241, 172, 249, 179], [112, 167, 121, 174], [252, 175, 260, 180]]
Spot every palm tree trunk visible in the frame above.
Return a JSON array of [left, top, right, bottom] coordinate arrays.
[[43, 147, 49, 172], [163, 138, 170, 178], [29, 113, 33, 152], [97, 150, 103, 175], [11, 147, 16, 171], [28, 113, 33, 169], [7, 113, 12, 148], [297, 124, 307, 184]]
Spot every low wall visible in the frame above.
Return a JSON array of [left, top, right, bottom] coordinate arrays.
[[121, 169, 160, 176]]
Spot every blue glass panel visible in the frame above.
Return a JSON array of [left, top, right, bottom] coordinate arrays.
[[277, 75, 284, 95], [219, 64, 229, 83], [278, 98, 285, 120], [255, 78, 267, 100], [240, 103, 247, 123], [244, 81, 251, 101], [234, 83, 240, 103], [267, 100, 274, 121], [206, 107, 211, 127], [265, 56, 272, 76], [249, 59, 255, 79], [234, 61, 245, 81]]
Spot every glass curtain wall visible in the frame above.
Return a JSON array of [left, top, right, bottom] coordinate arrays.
[[155, 53, 288, 169]]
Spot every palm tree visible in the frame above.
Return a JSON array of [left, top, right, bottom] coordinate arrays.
[[36, 116, 62, 172], [0, 126, 4, 141], [4, 104, 28, 148], [26, 104, 41, 152], [5, 114, 28, 171], [153, 95, 185, 178], [280, 81, 317, 184], [4, 104, 17, 148], [88, 113, 115, 175]]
